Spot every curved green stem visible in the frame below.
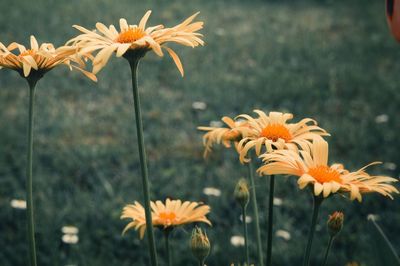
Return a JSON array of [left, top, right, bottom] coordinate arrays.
[[266, 174, 275, 266], [26, 81, 37, 266], [242, 206, 250, 266], [164, 230, 171, 266], [127, 54, 158, 266], [247, 161, 264, 266], [322, 236, 334, 266], [302, 195, 323, 266], [199, 260, 205, 266]]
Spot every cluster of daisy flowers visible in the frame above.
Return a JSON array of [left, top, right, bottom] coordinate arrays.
[[0, 10, 203, 81], [199, 109, 399, 201], [198, 109, 399, 265], [2, 7, 399, 266], [1, 10, 208, 266]]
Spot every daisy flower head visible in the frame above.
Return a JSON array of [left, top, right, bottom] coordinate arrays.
[[69, 10, 204, 76], [121, 198, 211, 239], [198, 116, 254, 158], [257, 138, 399, 202], [236, 110, 329, 163], [0, 35, 96, 82]]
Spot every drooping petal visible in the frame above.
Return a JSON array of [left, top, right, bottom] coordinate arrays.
[[165, 47, 184, 76]]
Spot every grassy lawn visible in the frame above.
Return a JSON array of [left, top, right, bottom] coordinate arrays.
[[0, 0, 399, 265]]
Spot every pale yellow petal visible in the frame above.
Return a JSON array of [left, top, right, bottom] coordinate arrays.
[[165, 47, 184, 76], [139, 10, 152, 30], [23, 62, 31, 77], [30, 35, 39, 50], [314, 182, 323, 196], [119, 18, 129, 31]]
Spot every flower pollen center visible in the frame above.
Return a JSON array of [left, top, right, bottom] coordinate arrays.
[[260, 124, 292, 142], [116, 28, 146, 43], [19, 49, 35, 57], [158, 211, 177, 225], [308, 165, 342, 184]]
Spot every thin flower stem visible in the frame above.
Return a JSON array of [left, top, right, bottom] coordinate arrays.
[[26, 81, 37, 266], [164, 230, 172, 266], [247, 161, 264, 266], [128, 57, 158, 266], [242, 206, 250, 266], [322, 236, 334, 266], [369, 218, 400, 264], [266, 174, 275, 266], [199, 260, 205, 266], [302, 195, 323, 266]]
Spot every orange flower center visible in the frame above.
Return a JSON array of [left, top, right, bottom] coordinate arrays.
[[158, 212, 177, 224], [308, 165, 342, 184], [19, 49, 35, 57], [260, 124, 292, 142], [116, 28, 146, 43]]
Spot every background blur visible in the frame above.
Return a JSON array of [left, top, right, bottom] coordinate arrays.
[[0, 0, 399, 265]]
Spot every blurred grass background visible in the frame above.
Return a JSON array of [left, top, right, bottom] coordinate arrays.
[[0, 0, 399, 265]]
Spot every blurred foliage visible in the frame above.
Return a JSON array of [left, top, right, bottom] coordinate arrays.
[[0, 0, 399, 265]]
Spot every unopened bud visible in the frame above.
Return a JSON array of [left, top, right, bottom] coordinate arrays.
[[234, 178, 250, 208], [327, 211, 344, 237], [191, 226, 210, 264]]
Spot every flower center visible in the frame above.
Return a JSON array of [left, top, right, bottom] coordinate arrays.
[[260, 124, 292, 142], [308, 165, 342, 184], [115, 28, 146, 43], [19, 49, 35, 57], [158, 212, 177, 224]]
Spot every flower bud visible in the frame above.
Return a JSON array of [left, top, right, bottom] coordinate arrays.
[[191, 226, 210, 264], [234, 178, 250, 208], [327, 211, 344, 237]]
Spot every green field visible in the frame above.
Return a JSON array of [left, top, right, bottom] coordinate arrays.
[[0, 0, 399, 265]]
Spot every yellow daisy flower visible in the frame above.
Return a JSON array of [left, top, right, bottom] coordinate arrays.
[[0, 35, 96, 81], [121, 198, 211, 239], [69, 10, 204, 76], [236, 110, 329, 163], [257, 138, 399, 201], [198, 116, 254, 158]]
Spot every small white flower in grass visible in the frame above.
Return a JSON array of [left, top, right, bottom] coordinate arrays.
[[239, 215, 252, 223], [210, 120, 223, 127], [316, 224, 322, 232], [375, 114, 389, 123], [203, 187, 222, 197], [62, 226, 79, 235], [10, 199, 27, 210], [230, 235, 245, 247], [383, 162, 397, 171], [62, 234, 79, 244], [273, 197, 283, 206], [215, 28, 226, 36], [275, 230, 291, 241], [192, 101, 207, 111], [367, 214, 380, 221]]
